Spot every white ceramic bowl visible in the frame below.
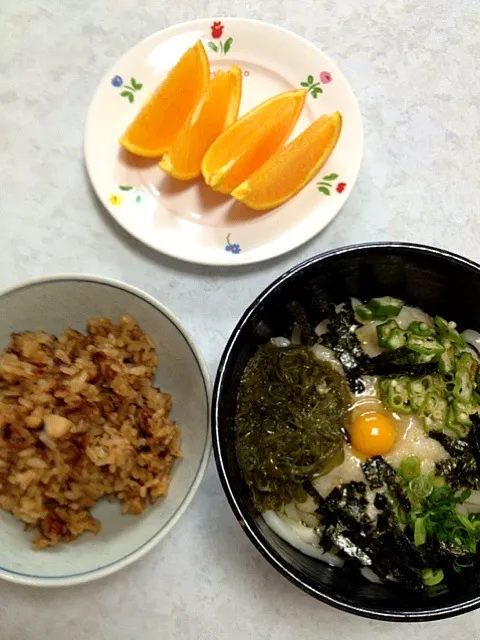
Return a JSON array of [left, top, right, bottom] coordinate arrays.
[[0, 275, 211, 586]]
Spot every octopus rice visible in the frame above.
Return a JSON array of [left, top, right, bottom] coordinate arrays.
[[0, 315, 181, 549]]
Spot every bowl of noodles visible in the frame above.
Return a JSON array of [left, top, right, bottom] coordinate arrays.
[[212, 243, 480, 621]]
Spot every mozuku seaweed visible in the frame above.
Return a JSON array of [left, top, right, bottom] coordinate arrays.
[[235, 343, 350, 512]]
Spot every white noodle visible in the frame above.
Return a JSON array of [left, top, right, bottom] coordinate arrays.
[[465, 490, 480, 506], [271, 336, 290, 348], [300, 512, 320, 528], [284, 502, 300, 521], [361, 567, 383, 584], [464, 345, 480, 362], [465, 504, 480, 514], [262, 511, 344, 567], [464, 490, 480, 513], [314, 319, 330, 336], [396, 305, 433, 330], [277, 514, 320, 545], [310, 343, 344, 373], [283, 499, 320, 528], [296, 494, 318, 514], [462, 329, 480, 353], [356, 323, 384, 357]]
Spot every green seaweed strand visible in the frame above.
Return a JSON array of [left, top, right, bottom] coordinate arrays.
[[235, 344, 349, 512]]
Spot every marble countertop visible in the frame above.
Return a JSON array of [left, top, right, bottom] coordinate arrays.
[[2, 0, 480, 638]]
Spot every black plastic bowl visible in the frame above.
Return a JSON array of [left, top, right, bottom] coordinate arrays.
[[212, 242, 480, 622]]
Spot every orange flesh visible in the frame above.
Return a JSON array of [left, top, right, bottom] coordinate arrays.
[[232, 112, 342, 210], [201, 89, 306, 194], [119, 41, 210, 157], [159, 66, 242, 180]]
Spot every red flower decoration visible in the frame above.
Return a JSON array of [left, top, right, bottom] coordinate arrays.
[[336, 182, 347, 194], [319, 71, 332, 84], [211, 21, 224, 38]]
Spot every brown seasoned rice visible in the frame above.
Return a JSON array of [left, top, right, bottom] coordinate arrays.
[[0, 315, 182, 549]]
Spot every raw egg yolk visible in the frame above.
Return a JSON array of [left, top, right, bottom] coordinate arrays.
[[350, 412, 396, 456]]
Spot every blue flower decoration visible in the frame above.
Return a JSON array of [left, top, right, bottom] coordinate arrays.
[[225, 234, 241, 254], [111, 75, 123, 87]]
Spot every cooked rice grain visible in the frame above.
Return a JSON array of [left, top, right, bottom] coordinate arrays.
[[0, 316, 182, 549]]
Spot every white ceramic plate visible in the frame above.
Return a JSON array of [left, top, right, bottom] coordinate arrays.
[[0, 275, 211, 586], [85, 18, 363, 266]]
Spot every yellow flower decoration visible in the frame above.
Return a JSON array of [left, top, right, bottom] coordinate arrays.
[[109, 193, 124, 206]]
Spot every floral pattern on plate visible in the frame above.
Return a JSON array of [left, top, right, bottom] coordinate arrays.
[[85, 18, 363, 265], [111, 76, 143, 103], [316, 174, 346, 196], [207, 21, 233, 55], [300, 71, 333, 98], [225, 234, 241, 254], [109, 185, 143, 205]]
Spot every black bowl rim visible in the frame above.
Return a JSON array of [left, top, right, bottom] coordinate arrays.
[[212, 241, 480, 622]]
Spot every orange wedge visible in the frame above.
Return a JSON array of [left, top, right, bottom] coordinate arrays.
[[159, 67, 242, 180], [201, 89, 306, 194], [232, 111, 343, 210], [119, 41, 210, 157]]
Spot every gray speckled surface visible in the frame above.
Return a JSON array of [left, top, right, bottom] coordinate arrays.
[[2, 0, 480, 638]]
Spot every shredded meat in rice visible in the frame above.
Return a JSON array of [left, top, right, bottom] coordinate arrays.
[[0, 316, 182, 549]]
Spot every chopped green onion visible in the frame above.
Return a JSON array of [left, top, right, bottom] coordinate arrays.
[[456, 512, 476, 534], [376, 320, 396, 347], [428, 472, 446, 488], [422, 568, 444, 586], [438, 343, 456, 375], [452, 399, 473, 427], [453, 367, 473, 404], [355, 297, 404, 321], [458, 488, 473, 502], [427, 485, 452, 504], [445, 404, 469, 437], [456, 352, 477, 376], [408, 321, 433, 337], [420, 392, 447, 430], [409, 475, 433, 499], [414, 352, 437, 364], [444, 373, 456, 395], [400, 455, 421, 481], [387, 329, 407, 351], [378, 378, 390, 397], [431, 374, 448, 395], [386, 377, 412, 413], [388, 328, 407, 350], [408, 377, 432, 410], [406, 334, 445, 357], [414, 517, 427, 546], [435, 316, 466, 348], [367, 296, 404, 317], [377, 320, 406, 349], [354, 304, 375, 322]]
